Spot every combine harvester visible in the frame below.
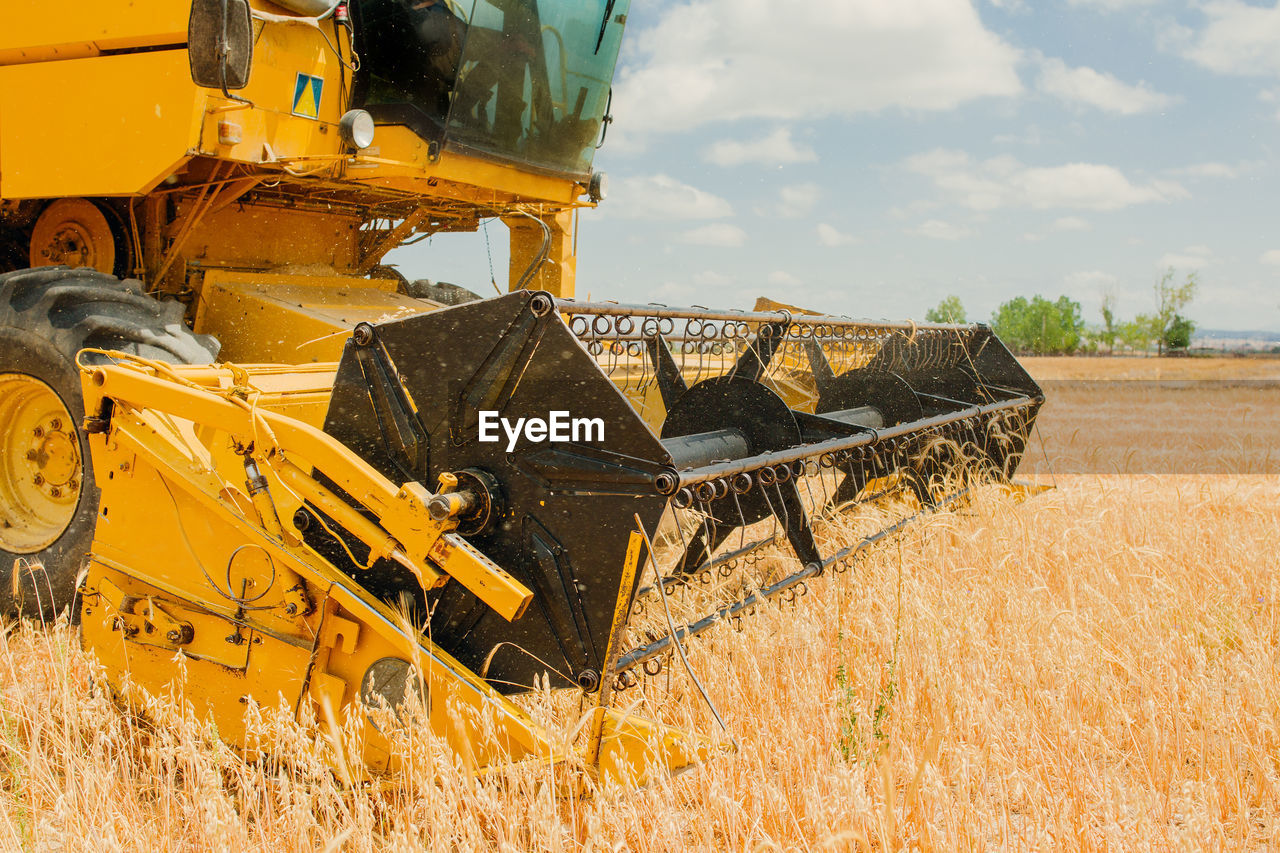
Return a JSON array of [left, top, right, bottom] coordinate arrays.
[[0, 1, 1043, 783]]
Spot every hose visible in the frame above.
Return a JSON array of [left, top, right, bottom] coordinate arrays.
[[251, 0, 341, 27]]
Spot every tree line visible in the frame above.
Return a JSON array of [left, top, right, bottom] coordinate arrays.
[[925, 269, 1198, 356]]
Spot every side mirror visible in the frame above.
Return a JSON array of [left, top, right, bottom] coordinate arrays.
[[189, 0, 254, 91]]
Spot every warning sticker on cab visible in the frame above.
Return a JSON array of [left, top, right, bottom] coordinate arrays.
[[292, 73, 323, 119]]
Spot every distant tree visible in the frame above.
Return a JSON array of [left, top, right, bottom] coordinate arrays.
[[991, 297, 1031, 351], [1152, 268, 1198, 356], [1099, 291, 1118, 354], [1120, 316, 1154, 353], [925, 295, 967, 324], [991, 294, 1084, 355], [1164, 313, 1195, 353]]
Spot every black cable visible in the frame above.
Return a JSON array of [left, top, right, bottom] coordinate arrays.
[[512, 210, 551, 290]]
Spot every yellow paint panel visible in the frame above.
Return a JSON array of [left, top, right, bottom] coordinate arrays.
[[0, 50, 203, 198], [0, 0, 188, 62], [194, 271, 441, 363], [199, 23, 351, 162], [185, 203, 362, 271], [349, 126, 585, 206]]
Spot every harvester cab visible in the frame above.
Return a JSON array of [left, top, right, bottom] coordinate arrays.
[[353, 0, 620, 178], [0, 0, 1044, 787]]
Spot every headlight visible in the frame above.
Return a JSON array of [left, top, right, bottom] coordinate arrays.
[[588, 170, 608, 203], [338, 109, 376, 150]]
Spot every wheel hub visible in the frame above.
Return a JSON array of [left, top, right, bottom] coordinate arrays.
[[41, 224, 96, 269], [0, 374, 83, 553], [28, 199, 116, 275]]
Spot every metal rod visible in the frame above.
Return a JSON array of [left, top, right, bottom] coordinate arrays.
[[615, 489, 971, 674], [673, 395, 1041, 488], [554, 298, 976, 333], [635, 532, 781, 597], [634, 515, 733, 738]]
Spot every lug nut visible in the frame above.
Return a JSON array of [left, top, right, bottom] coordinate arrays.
[[50, 418, 61, 431], [32, 474, 44, 486], [50, 487, 60, 498], [32, 426, 43, 438], [25, 450, 37, 461]]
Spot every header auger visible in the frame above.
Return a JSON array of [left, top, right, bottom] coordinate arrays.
[[1, 0, 1045, 787]]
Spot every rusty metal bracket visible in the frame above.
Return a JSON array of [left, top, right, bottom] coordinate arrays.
[[96, 576, 194, 649]]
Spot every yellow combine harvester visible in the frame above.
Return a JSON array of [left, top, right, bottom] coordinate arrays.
[[0, 1, 1043, 784]]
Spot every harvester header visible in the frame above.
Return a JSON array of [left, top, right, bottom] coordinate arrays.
[[319, 294, 1044, 694]]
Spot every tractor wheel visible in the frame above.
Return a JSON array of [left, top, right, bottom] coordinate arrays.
[[27, 199, 127, 276], [0, 267, 219, 618]]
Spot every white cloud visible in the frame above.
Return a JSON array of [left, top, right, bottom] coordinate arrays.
[[608, 175, 733, 220], [1160, 245, 1215, 270], [1182, 2, 1280, 77], [888, 199, 943, 221], [704, 128, 817, 167], [613, 0, 1022, 135], [1037, 57, 1176, 114], [1066, 0, 1159, 10], [1262, 88, 1280, 119], [992, 126, 1044, 146], [1064, 270, 1120, 290], [1063, 271, 1124, 315], [1169, 162, 1240, 179], [768, 270, 802, 287], [692, 270, 735, 287], [816, 223, 857, 247], [1262, 87, 1280, 120], [909, 219, 972, 240], [777, 183, 821, 219], [1053, 216, 1092, 231], [905, 148, 1189, 211], [1261, 250, 1280, 265], [680, 223, 748, 247], [656, 271, 738, 303]]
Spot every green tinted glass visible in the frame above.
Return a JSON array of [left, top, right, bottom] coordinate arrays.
[[357, 0, 628, 178]]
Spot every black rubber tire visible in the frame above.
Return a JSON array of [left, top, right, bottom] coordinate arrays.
[[368, 264, 410, 289], [0, 267, 219, 619], [402, 278, 484, 306], [0, 230, 28, 274]]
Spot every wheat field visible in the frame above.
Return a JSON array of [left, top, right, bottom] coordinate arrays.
[[2, 357, 1278, 850]]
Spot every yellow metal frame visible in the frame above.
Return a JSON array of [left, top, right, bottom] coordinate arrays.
[[78, 354, 712, 785], [193, 270, 438, 363]]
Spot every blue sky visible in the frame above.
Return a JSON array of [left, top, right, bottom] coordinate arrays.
[[392, 0, 1280, 332]]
